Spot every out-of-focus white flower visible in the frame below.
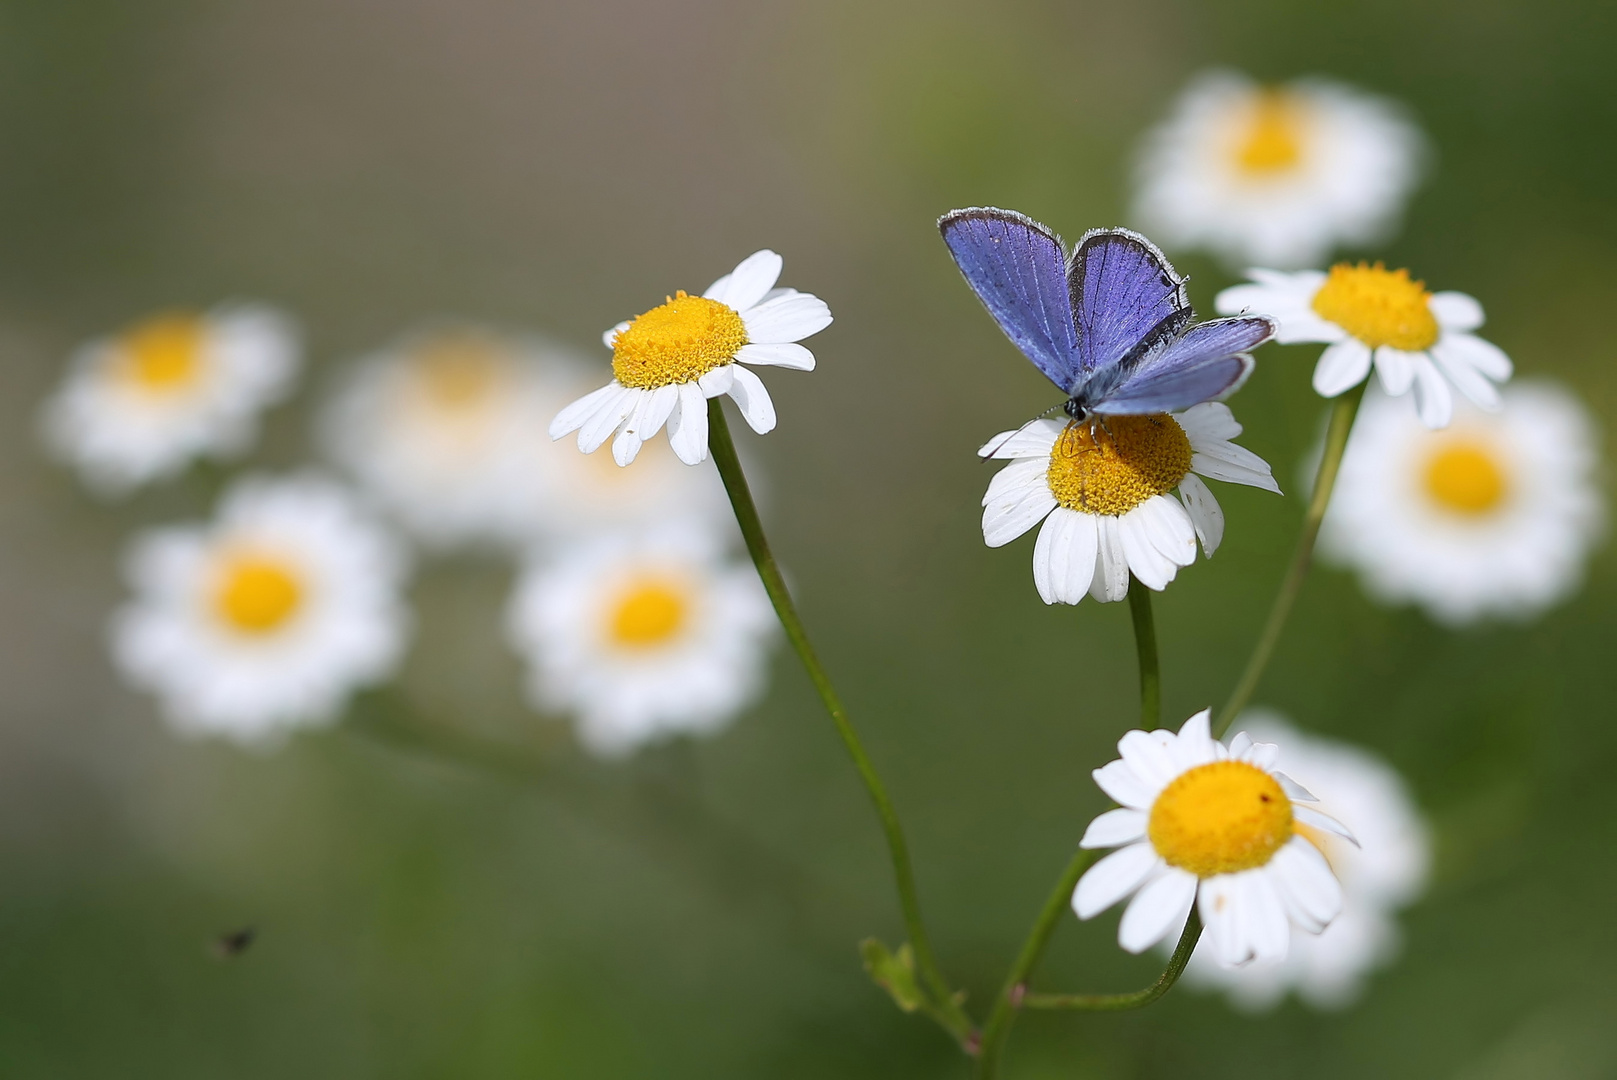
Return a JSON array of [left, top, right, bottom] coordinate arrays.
[[506, 521, 775, 758], [1320, 380, 1604, 625], [979, 404, 1278, 604], [1133, 70, 1424, 269], [1218, 265, 1511, 429], [43, 305, 300, 495], [1180, 712, 1430, 1010], [1074, 711, 1352, 967], [550, 250, 832, 466], [113, 474, 410, 746]]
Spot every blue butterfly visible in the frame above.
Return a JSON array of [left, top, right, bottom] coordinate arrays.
[[939, 207, 1276, 430]]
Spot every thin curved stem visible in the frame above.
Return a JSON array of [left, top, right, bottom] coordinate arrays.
[[1214, 383, 1366, 739], [705, 399, 974, 1048], [1018, 910, 1202, 1011], [973, 576, 1164, 1077]]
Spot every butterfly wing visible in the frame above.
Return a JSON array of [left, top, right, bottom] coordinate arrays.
[[1088, 316, 1276, 415], [1068, 228, 1192, 377], [939, 208, 1082, 392]]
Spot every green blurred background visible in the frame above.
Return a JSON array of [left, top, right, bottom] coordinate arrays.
[[2, 0, 1614, 1075]]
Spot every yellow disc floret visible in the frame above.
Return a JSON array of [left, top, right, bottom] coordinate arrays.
[[1423, 440, 1508, 516], [413, 332, 507, 412], [1311, 262, 1440, 351], [1234, 89, 1305, 175], [1148, 760, 1293, 878], [118, 313, 206, 393], [608, 578, 690, 648], [1046, 416, 1194, 516], [610, 291, 748, 390], [213, 554, 304, 634]]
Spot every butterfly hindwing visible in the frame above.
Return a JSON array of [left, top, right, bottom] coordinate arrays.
[[939, 208, 1082, 392], [1088, 315, 1275, 415], [1067, 228, 1192, 378]]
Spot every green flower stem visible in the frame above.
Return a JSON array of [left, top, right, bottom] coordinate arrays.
[[1017, 911, 1202, 1011], [1213, 382, 1367, 739], [973, 576, 1166, 1077], [705, 399, 974, 1048]]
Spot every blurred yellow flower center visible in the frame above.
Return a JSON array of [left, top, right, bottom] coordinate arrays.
[[1424, 440, 1508, 515], [1046, 416, 1193, 516], [1311, 263, 1440, 351], [118, 314, 206, 393], [1234, 90, 1305, 175], [413, 333, 507, 411], [213, 555, 304, 634], [1149, 760, 1293, 878], [608, 578, 690, 647], [611, 291, 747, 389]]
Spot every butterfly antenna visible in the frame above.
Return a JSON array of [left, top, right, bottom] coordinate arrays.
[[979, 402, 1065, 461]]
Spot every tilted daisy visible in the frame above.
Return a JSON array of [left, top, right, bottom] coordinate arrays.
[[549, 250, 832, 466], [980, 403, 1279, 604], [505, 521, 775, 758], [1074, 710, 1353, 967], [1132, 70, 1424, 270], [1320, 380, 1605, 625], [113, 474, 410, 746], [1216, 263, 1512, 429], [42, 304, 300, 495], [1181, 712, 1430, 1010]]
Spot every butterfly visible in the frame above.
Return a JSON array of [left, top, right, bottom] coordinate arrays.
[[938, 207, 1276, 447]]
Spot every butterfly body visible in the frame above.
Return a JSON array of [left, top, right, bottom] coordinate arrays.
[[939, 208, 1275, 443]]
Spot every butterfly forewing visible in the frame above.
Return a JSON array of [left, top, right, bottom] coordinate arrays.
[[939, 208, 1082, 392], [1090, 315, 1275, 414], [1067, 229, 1192, 379]]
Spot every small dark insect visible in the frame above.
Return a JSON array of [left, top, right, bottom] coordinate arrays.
[[211, 927, 257, 959]]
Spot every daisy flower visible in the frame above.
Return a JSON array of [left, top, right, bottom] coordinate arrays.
[[506, 521, 775, 757], [42, 304, 300, 495], [1074, 710, 1353, 967], [1132, 70, 1424, 269], [980, 403, 1279, 604], [1319, 380, 1605, 625], [112, 474, 411, 746], [1181, 712, 1430, 1010], [549, 250, 832, 466], [1216, 263, 1512, 429]]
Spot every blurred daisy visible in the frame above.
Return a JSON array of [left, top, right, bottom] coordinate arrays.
[[1133, 71, 1423, 269], [1217, 264, 1511, 429], [113, 474, 410, 746], [1181, 712, 1430, 1010], [1074, 710, 1352, 967], [550, 250, 832, 466], [42, 305, 300, 495], [506, 522, 775, 757], [1320, 381, 1604, 625], [979, 403, 1279, 604]]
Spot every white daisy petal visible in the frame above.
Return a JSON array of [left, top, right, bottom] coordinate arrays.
[[1244, 870, 1291, 964], [1177, 474, 1225, 556], [733, 342, 815, 370], [1227, 731, 1253, 758], [1080, 807, 1148, 849], [1030, 511, 1064, 604], [724, 365, 777, 434], [1118, 729, 1180, 790], [1429, 343, 1503, 411], [979, 419, 1063, 460], [1091, 759, 1156, 810], [1198, 876, 1245, 967], [577, 386, 638, 454], [1410, 355, 1453, 429], [666, 383, 710, 464], [698, 364, 736, 398], [1313, 340, 1373, 398], [1295, 805, 1359, 846], [1091, 516, 1130, 603], [601, 320, 631, 350], [1176, 401, 1242, 443], [1056, 510, 1099, 604], [983, 480, 1056, 550], [1073, 842, 1160, 919], [1274, 771, 1318, 802], [550, 382, 622, 440], [704, 250, 782, 312], [1428, 291, 1484, 332], [1119, 507, 1177, 591], [740, 293, 833, 344], [1119, 869, 1198, 953], [1271, 836, 1343, 930], [1373, 346, 1417, 396], [1437, 331, 1512, 381]]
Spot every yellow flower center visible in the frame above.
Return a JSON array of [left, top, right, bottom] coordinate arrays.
[[1233, 89, 1305, 175], [118, 314, 206, 393], [1148, 760, 1294, 878], [213, 554, 304, 634], [412, 332, 507, 412], [1045, 416, 1193, 517], [611, 291, 748, 389], [608, 578, 690, 648], [1311, 262, 1440, 351], [1423, 439, 1509, 516]]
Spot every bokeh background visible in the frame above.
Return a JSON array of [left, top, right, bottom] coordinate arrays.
[[3, 0, 1615, 1076]]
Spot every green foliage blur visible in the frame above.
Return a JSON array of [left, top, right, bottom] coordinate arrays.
[[1, 0, 1613, 1076]]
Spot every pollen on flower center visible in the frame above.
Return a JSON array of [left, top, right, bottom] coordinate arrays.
[[1045, 416, 1194, 516], [1423, 440, 1508, 516], [1234, 89, 1305, 175], [413, 333, 506, 411], [611, 291, 748, 390], [1311, 262, 1440, 351], [119, 314, 206, 393], [213, 554, 304, 634], [1148, 760, 1293, 878], [608, 578, 690, 647]]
